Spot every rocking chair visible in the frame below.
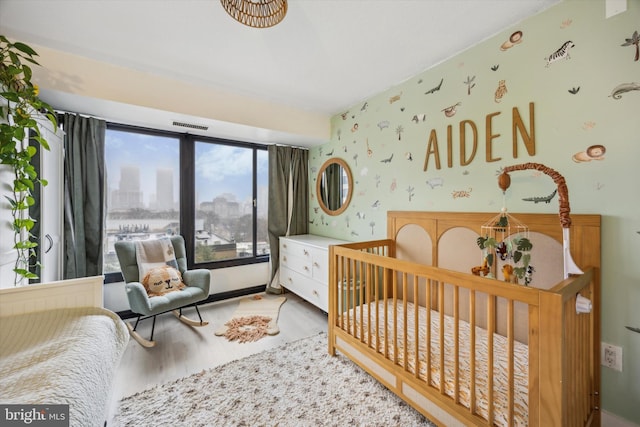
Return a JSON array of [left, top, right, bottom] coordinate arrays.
[[114, 235, 210, 347]]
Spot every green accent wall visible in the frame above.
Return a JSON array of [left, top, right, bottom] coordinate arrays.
[[309, 0, 640, 423]]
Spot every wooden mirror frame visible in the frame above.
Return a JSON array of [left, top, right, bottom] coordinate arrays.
[[316, 157, 353, 216]]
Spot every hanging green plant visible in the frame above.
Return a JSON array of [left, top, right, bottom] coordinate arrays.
[[0, 35, 57, 284]]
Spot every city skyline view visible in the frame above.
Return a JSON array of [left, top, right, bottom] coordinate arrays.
[[105, 129, 268, 207]]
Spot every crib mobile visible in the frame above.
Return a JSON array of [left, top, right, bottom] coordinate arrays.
[[473, 162, 583, 285]]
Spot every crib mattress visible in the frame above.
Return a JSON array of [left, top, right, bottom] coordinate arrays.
[[343, 300, 528, 426]]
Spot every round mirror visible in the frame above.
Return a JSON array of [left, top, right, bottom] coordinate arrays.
[[316, 158, 353, 216]]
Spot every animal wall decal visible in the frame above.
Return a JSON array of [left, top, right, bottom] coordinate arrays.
[[452, 188, 472, 199], [426, 177, 444, 189], [568, 86, 580, 94], [491, 64, 500, 71], [572, 144, 606, 162], [377, 120, 390, 130], [560, 19, 572, 29], [500, 30, 523, 51], [425, 78, 444, 95], [380, 153, 394, 163], [621, 30, 639, 61], [609, 82, 640, 99], [545, 41, 575, 67], [389, 92, 402, 103], [494, 80, 508, 103], [441, 102, 461, 117]]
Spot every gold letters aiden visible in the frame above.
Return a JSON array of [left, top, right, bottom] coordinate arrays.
[[423, 102, 535, 171]]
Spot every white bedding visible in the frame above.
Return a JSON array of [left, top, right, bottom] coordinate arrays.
[[0, 307, 129, 427], [343, 300, 528, 427]]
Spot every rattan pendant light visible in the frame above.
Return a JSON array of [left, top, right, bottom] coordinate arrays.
[[221, 0, 288, 28]]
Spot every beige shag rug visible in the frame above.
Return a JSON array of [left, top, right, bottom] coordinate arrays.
[[214, 294, 286, 343], [113, 333, 436, 426]]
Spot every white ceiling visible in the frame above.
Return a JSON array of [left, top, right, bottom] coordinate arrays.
[[0, 0, 560, 145]]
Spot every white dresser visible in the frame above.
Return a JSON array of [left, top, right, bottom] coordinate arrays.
[[279, 234, 348, 312]]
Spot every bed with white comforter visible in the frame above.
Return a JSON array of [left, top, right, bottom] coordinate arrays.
[[0, 277, 129, 427]]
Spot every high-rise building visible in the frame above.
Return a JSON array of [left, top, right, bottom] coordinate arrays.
[[155, 168, 175, 211], [111, 165, 143, 209]]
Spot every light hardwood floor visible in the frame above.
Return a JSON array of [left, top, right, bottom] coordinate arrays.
[[107, 291, 327, 422]]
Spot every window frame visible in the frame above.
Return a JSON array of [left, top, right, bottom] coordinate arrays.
[[104, 123, 269, 284]]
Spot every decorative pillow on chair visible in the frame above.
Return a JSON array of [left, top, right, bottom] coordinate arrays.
[[142, 265, 186, 297]]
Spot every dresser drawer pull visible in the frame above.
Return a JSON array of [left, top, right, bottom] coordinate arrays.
[[303, 249, 309, 256], [313, 262, 320, 268], [303, 266, 310, 272], [283, 243, 287, 249], [312, 290, 319, 297], [283, 256, 287, 262], [288, 277, 292, 283]]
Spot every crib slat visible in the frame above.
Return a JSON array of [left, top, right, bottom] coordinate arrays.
[[438, 281, 445, 395], [414, 275, 420, 380], [426, 279, 432, 387], [358, 259, 364, 344], [507, 298, 515, 426], [469, 289, 477, 417], [402, 272, 408, 371], [392, 269, 398, 364], [453, 285, 460, 404], [487, 294, 495, 425], [528, 305, 540, 426]]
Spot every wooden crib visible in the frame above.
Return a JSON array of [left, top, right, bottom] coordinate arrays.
[[328, 211, 601, 426]]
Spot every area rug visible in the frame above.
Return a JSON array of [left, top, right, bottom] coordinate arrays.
[[214, 294, 286, 343], [112, 332, 436, 426]]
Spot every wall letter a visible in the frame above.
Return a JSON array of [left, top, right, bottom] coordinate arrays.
[[424, 129, 441, 171]]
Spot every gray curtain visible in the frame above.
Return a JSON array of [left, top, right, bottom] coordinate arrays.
[[266, 145, 308, 294], [62, 113, 106, 279]]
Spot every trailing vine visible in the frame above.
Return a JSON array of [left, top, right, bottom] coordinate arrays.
[[0, 35, 56, 284]]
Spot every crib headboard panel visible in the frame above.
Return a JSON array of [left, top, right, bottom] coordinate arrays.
[[387, 211, 601, 273]]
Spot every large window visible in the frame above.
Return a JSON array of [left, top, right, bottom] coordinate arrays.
[[193, 140, 269, 263], [103, 124, 269, 282]]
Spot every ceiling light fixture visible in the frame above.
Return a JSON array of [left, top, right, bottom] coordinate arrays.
[[220, 0, 287, 28]]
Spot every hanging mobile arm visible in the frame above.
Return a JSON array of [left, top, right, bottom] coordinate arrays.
[[498, 162, 582, 278]]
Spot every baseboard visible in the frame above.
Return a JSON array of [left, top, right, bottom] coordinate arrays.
[[602, 410, 640, 427], [116, 285, 267, 319]]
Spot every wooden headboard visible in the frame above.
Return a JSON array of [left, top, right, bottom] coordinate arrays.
[[387, 211, 601, 275]]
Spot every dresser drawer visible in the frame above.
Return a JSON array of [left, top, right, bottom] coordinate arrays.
[[281, 252, 312, 277], [280, 266, 328, 312], [310, 248, 329, 282], [280, 239, 313, 260]]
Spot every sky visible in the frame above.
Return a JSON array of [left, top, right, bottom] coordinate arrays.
[[105, 129, 268, 207]]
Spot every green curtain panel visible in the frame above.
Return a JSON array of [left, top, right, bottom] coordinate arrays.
[[62, 113, 106, 279], [266, 145, 308, 294]]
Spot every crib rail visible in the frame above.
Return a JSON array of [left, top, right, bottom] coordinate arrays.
[[328, 240, 599, 427]]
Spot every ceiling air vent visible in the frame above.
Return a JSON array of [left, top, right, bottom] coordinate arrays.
[[172, 121, 209, 131]]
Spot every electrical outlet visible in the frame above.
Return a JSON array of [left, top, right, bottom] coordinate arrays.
[[601, 342, 623, 371]]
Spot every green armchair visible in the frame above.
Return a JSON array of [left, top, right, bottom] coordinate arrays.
[[115, 235, 210, 347]]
